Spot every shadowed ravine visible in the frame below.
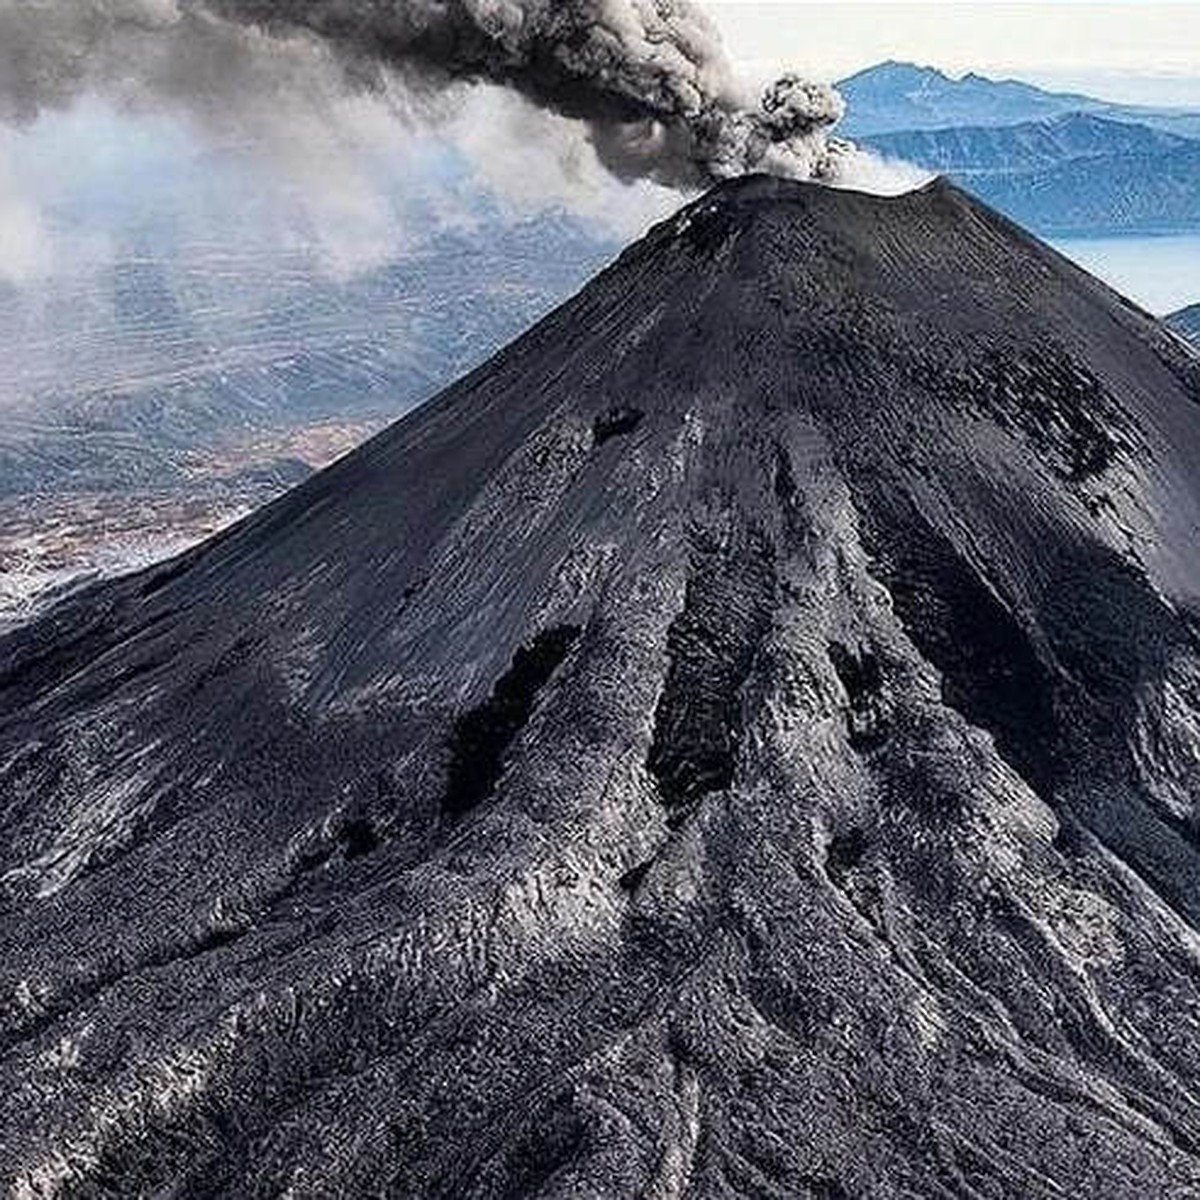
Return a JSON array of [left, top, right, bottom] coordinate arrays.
[[5, 176, 1200, 1196]]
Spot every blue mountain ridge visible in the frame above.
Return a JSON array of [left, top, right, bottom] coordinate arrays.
[[839, 60, 1200, 139]]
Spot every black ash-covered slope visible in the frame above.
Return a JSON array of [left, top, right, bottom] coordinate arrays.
[[6, 175, 1200, 1197]]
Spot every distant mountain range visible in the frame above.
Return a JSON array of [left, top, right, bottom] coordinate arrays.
[[1169, 304, 1200, 343], [839, 61, 1200, 139], [843, 64, 1200, 235], [862, 112, 1190, 177], [863, 114, 1200, 235]]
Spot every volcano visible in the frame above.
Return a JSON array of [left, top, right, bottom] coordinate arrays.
[[5, 176, 1200, 1197]]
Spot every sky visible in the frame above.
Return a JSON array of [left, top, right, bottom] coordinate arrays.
[[709, 1, 1200, 105]]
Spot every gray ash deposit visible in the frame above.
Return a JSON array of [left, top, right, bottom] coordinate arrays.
[[5, 176, 1200, 1196]]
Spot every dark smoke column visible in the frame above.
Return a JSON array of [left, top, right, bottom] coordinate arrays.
[[62, 0, 849, 188]]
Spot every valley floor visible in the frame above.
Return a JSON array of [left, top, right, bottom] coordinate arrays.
[[0, 417, 383, 634]]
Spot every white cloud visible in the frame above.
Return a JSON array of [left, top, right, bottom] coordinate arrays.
[[0, 151, 51, 285], [833, 148, 935, 196]]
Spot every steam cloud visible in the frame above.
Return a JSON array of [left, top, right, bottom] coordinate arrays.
[[0, 0, 851, 190]]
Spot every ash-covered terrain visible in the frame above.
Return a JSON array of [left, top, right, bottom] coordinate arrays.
[[6, 175, 1200, 1196]]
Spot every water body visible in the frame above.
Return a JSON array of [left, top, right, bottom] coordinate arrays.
[[1049, 234, 1200, 316]]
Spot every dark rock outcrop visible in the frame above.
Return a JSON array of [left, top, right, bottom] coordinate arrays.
[[1170, 303, 1200, 346], [5, 176, 1200, 1197]]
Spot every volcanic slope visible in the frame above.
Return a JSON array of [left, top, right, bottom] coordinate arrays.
[[6, 176, 1200, 1197]]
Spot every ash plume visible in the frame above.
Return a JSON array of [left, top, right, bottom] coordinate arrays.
[[0, 0, 850, 190]]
